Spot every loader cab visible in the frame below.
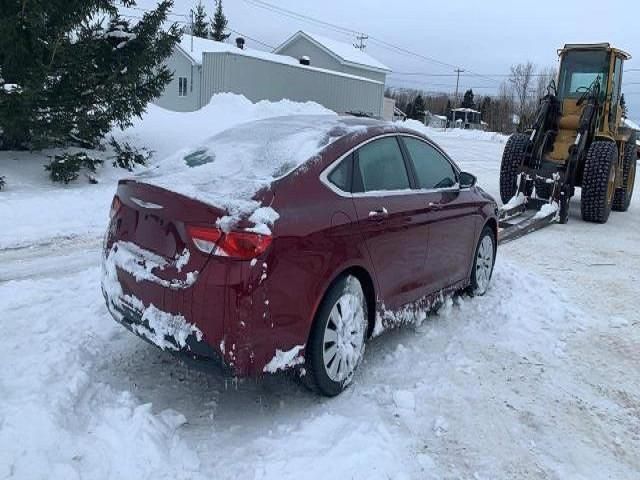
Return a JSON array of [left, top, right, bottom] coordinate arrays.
[[548, 44, 629, 164], [556, 44, 630, 135], [556, 49, 609, 102]]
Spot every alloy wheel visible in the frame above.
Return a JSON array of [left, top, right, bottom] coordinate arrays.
[[322, 292, 366, 382], [475, 235, 494, 295]]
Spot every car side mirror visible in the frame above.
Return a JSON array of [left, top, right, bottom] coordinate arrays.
[[459, 171, 477, 188]]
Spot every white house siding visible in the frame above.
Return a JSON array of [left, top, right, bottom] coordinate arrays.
[[275, 36, 386, 84], [201, 52, 384, 117], [382, 97, 396, 121], [154, 49, 201, 112]]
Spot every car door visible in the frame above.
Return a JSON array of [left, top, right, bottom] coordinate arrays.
[[400, 136, 479, 293], [351, 136, 430, 310]]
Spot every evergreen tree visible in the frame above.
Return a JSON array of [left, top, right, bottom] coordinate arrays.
[[461, 89, 476, 109], [410, 94, 426, 120], [405, 99, 415, 120], [210, 0, 231, 42], [191, 1, 210, 39], [0, 0, 180, 150], [479, 96, 491, 121]]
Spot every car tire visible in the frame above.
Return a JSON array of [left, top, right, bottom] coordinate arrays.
[[302, 275, 368, 397], [612, 131, 637, 212], [581, 141, 618, 223], [500, 133, 529, 204], [468, 226, 496, 297]]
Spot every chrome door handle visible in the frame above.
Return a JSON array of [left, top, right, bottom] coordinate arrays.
[[368, 207, 389, 218], [428, 202, 443, 211]]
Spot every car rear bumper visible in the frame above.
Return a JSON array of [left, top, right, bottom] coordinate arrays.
[[103, 289, 232, 373]]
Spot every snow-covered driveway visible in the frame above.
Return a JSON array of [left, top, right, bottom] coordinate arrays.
[[1, 110, 639, 479]]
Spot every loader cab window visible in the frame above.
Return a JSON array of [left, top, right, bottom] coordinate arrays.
[[609, 56, 623, 127], [557, 50, 609, 101]]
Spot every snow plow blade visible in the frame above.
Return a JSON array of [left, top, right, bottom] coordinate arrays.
[[498, 198, 557, 245]]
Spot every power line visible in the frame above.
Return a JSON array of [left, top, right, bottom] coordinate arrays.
[[241, 0, 357, 36], [389, 80, 497, 89], [390, 72, 552, 78], [121, 7, 275, 50], [227, 28, 275, 49], [240, 0, 502, 85]]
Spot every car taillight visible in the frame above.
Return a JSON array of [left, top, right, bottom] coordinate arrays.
[[219, 231, 272, 260], [109, 196, 122, 219], [187, 225, 223, 254], [187, 225, 271, 260]]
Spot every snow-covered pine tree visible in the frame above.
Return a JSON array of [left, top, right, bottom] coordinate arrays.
[[191, 1, 210, 39], [210, 0, 231, 42], [0, 0, 180, 150]]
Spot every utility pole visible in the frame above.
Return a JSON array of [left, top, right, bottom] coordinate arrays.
[[190, 10, 194, 52], [354, 34, 368, 51], [454, 68, 464, 104]]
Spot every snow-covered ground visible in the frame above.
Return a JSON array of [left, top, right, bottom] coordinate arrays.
[[1, 96, 639, 479]]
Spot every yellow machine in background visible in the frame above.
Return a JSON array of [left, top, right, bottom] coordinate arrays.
[[499, 43, 636, 242]]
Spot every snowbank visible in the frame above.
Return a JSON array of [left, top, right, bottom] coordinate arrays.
[[116, 93, 334, 161], [402, 119, 510, 145]]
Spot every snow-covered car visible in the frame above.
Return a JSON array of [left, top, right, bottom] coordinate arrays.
[[101, 115, 498, 396]]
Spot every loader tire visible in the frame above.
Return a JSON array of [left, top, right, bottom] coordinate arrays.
[[581, 141, 618, 223], [612, 131, 637, 212], [500, 133, 529, 204]]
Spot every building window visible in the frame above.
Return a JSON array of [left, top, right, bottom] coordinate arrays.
[[178, 77, 188, 97]]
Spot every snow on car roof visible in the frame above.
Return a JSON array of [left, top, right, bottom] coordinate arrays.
[[140, 115, 370, 231]]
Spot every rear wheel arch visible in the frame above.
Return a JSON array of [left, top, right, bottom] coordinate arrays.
[[309, 265, 377, 342], [341, 266, 377, 338]]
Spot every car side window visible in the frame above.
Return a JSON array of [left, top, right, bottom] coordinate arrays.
[[355, 137, 410, 192], [403, 137, 457, 189], [327, 154, 352, 192]]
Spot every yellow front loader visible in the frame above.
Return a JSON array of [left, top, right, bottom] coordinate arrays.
[[499, 43, 636, 243]]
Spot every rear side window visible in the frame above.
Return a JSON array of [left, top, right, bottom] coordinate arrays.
[[356, 137, 410, 192], [403, 137, 457, 189], [327, 154, 352, 192]]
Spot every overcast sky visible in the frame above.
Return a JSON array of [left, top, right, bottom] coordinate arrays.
[[137, 0, 640, 120]]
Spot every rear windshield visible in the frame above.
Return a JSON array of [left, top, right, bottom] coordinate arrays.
[[140, 115, 367, 212], [181, 116, 356, 177]]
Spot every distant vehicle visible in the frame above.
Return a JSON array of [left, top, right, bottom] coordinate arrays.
[[102, 116, 498, 396]]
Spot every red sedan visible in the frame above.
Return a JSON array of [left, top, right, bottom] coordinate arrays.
[[102, 115, 498, 396]]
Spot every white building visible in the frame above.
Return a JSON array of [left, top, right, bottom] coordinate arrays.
[[154, 33, 390, 117]]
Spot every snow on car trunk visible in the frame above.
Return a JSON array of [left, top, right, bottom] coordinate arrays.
[[137, 115, 363, 233]]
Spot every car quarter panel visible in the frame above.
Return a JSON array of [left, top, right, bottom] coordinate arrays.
[[245, 153, 375, 373]]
